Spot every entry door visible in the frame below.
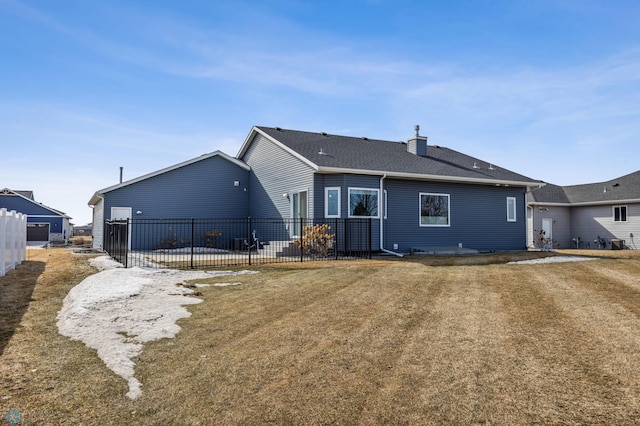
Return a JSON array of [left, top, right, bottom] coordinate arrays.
[[111, 207, 132, 249], [291, 190, 308, 237]]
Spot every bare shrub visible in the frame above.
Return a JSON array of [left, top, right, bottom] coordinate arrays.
[[295, 224, 335, 258]]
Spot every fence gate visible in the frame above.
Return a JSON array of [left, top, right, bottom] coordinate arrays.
[[104, 219, 129, 267]]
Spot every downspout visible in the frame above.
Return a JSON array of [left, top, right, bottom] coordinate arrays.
[[379, 174, 404, 257]]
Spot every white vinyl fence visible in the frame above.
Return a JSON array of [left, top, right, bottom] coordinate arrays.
[[1, 208, 27, 277]]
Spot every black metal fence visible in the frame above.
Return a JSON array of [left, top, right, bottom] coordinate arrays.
[[104, 217, 372, 269]]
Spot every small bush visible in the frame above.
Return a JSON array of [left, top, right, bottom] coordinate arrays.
[[70, 236, 92, 246], [295, 224, 335, 258], [201, 229, 223, 248], [156, 235, 188, 249], [534, 229, 557, 251]]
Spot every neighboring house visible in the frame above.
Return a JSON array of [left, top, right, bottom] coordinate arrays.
[[527, 171, 640, 249], [0, 188, 72, 243], [88, 151, 250, 249], [89, 126, 544, 253]]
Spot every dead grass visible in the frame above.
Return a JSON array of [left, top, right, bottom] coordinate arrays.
[[2, 249, 640, 424]]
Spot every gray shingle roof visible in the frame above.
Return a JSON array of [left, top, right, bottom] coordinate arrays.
[[256, 127, 539, 185], [529, 170, 640, 204]]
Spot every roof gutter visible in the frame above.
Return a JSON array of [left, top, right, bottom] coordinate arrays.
[[88, 192, 103, 207], [529, 198, 640, 207], [318, 166, 543, 188], [379, 174, 403, 257]]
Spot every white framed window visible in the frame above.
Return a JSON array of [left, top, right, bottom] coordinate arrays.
[[614, 205, 627, 222], [420, 193, 450, 226], [325, 187, 341, 218], [348, 188, 379, 218], [507, 197, 517, 222]]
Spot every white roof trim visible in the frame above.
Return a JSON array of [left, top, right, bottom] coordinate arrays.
[[529, 198, 640, 207], [528, 202, 572, 207], [317, 167, 542, 187], [93, 150, 249, 199], [237, 127, 319, 170]]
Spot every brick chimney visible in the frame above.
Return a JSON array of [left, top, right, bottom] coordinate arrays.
[[407, 124, 428, 157]]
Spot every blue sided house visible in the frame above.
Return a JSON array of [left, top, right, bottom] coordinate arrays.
[[89, 126, 543, 254], [0, 188, 72, 243]]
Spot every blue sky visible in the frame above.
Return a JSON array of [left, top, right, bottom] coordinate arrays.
[[2, 0, 639, 225]]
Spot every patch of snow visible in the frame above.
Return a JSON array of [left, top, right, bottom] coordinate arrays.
[[57, 259, 256, 399], [508, 256, 599, 265], [213, 282, 243, 287], [89, 255, 124, 271]]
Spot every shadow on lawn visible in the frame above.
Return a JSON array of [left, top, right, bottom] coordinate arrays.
[[0, 261, 45, 356]]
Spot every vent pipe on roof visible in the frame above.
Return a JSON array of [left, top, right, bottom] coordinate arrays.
[[119, 166, 123, 183], [407, 124, 428, 157]]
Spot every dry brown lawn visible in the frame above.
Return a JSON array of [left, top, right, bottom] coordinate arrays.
[[2, 248, 640, 424]]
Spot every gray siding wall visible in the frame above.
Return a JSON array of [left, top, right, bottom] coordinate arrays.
[[384, 179, 527, 252], [314, 173, 382, 249], [241, 133, 315, 219], [570, 203, 640, 249], [529, 205, 572, 248], [102, 155, 249, 222]]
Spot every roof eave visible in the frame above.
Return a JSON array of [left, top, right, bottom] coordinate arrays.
[[88, 192, 103, 207], [529, 198, 640, 206], [568, 198, 640, 207], [528, 202, 572, 207], [317, 166, 541, 187]]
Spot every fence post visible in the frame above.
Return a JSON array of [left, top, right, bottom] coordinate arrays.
[[368, 218, 372, 259], [299, 217, 303, 263], [190, 217, 195, 269], [19, 212, 26, 264], [334, 218, 338, 260], [124, 219, 130, 268], [9, 210, 15, 270], [247, 217, 252, 266]]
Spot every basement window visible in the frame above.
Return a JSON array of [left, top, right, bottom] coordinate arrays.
[[614, 206, 627, 222]]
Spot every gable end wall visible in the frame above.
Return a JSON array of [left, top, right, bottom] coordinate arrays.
[[242, 133, 316, 219]]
